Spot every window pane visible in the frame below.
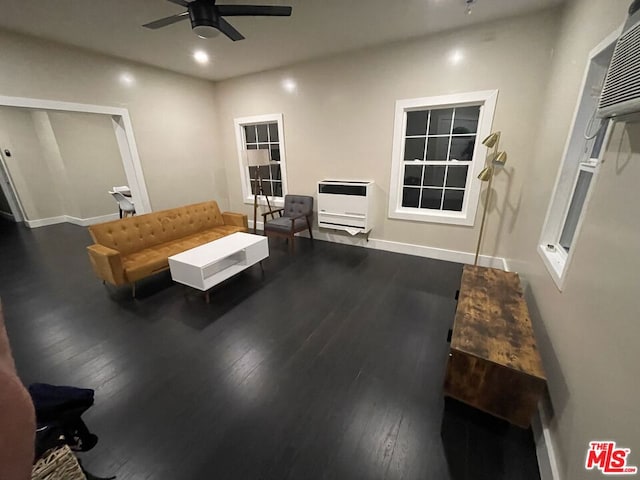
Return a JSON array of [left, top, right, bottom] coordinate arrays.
[[446, 165, 468, 188], [268, 123, 279, 142], [421, 188, 443, 209], [244, 125, 257, 143], [402, 187, 420, 208], [250, 180, 258, 195], [406, 110, 429, 136], [404, 165, 423, 186], [443, 189, 464, 211], [424, 166, 445, 187], [429, 108, 454, 135], [270, 164, 281, 181], [258, 143, 269, 150], [273, 181, 282, 197], [258, 165, 271, 180], [453, 106, 480, 134], [248, 166, 258, 180], [404, 137, 426, 161], [257, 124, 269, 142], [449, 136, 475, 161], [246, 144, 257, 150], [559, 169, 593, 252], [426, 137, 449, 161], [262, 181, 273, 196], [270, 145, 280, 162]]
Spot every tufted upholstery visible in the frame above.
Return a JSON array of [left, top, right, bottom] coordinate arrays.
[[87, 201, 248, 286], [283, 195, 313, 218], [263, 195, 314, 253]]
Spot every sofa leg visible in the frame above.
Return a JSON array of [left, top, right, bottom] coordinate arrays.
[[132, 282, 136, 298]]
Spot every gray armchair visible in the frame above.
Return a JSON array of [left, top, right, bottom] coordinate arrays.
[[262, 195, 313, 253]]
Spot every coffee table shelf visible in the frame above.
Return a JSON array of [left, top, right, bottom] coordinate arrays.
[[168, 232, 268, 302]]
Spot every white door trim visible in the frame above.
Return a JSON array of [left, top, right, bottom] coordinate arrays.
[[0, 148, 25, 222], [0, 94, 151, 215]]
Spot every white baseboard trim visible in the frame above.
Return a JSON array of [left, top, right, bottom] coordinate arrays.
[[25, 213, 119, 229], [65, 213, 119, 226], [255, 219, 507, 269], [24, 216, 67, 228], [532, 402, 561, 480]]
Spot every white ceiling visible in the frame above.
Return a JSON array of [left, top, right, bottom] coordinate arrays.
[[0, 0, 564, 81]]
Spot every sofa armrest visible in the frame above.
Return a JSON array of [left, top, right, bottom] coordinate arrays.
[[86, 244, 126, 286], [222, 211, 248, 230]]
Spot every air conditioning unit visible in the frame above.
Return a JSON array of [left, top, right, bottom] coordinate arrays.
[[317, 180, 375, 235], [597, 2, 640, 119]]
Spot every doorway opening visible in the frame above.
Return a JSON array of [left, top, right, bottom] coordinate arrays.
[[0, 95, 150, 227]]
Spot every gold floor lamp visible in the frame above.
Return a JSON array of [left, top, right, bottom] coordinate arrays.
[[245, 149, 273, 233], [474, 131, 507, 266]]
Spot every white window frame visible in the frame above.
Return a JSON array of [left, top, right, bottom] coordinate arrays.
[[388, 90, 498, 226], [234, 113, 288, 207], [538, 29, 620, 291]]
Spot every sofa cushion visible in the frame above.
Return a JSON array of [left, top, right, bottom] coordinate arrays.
[[122, 225, 247, 282], [89, 201, 225, 255]]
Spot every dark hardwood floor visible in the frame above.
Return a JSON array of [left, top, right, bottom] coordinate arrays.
[[0, 218, 541, 480]]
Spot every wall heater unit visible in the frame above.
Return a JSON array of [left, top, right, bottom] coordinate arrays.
[[317, 180, 375, 236], [597, 1, 640, 119]]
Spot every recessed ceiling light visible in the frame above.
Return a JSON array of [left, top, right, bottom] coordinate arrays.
[[119, 72, 136, 86], [282, 78, 297, 93], [449, 49, 464, 66], [193, 50, 210, 65]]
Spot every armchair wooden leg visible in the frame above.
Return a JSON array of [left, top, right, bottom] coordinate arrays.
[[306, 216, 313, 240], [290, 233, 295, 253]]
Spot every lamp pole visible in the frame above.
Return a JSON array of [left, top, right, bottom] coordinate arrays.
[[474, 169, 493, 266]]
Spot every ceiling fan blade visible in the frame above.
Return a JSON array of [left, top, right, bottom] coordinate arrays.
[[143, 11, 190, 29], [216, 5, 292, 16], [218, 18, 245, 41], [166, 0, 190, 6]]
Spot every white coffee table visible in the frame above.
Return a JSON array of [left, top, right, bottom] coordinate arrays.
[[168, 232, 269, 303]]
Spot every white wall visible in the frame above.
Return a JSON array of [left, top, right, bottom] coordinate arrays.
[[214, 9, 561, 259], [0, 28, 226, 212], [505, 1, 638, 479], [48, 111, 127, 219], [0, 107, 128, 222], [0, 107, 62, 220]]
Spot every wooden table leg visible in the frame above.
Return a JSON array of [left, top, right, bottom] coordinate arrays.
[[205, 291, 210, 304]]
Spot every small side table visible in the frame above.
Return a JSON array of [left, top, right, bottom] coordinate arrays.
[[443, 265, 546, 428]]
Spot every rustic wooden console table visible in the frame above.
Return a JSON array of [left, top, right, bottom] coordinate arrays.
[[444, 265, 546, 428]]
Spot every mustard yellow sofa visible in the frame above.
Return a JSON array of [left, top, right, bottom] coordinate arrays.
[[87, 201, 248, 291]]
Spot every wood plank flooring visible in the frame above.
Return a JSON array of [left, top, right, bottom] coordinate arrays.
[[0, 219, 541, 480]]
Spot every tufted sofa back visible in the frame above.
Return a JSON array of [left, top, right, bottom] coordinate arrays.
[[283, 195, 313, 218], [88, 201, 225, 255]]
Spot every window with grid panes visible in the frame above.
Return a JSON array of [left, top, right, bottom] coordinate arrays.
[[244, 122, 283, 198], [389, 91, 497, 225], [401, 106, 480, 212]]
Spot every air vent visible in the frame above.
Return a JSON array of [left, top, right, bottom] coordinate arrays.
[[598, 19, 640, 118]]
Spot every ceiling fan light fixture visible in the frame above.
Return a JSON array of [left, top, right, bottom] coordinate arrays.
[[189, 0, 220, 38], [193, 25, 220, 38]]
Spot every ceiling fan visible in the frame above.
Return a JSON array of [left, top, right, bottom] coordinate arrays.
[[143, 0, 293, 41]]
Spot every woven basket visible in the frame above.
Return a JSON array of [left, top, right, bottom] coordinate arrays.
[[31, 445, 87, 480]]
